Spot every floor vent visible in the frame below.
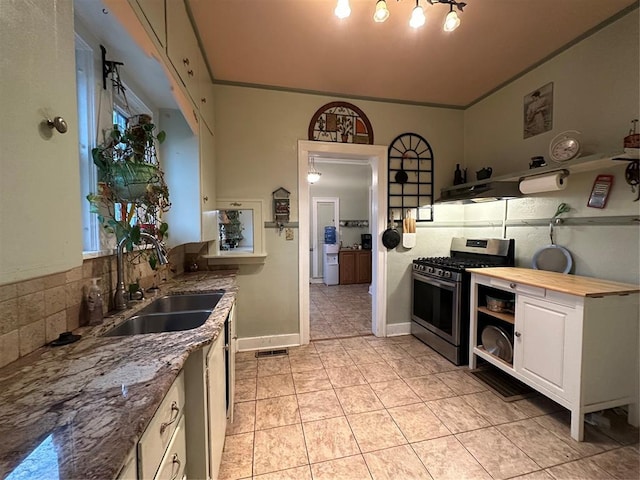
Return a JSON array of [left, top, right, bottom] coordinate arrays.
[[255, 348, 289, 358], [469, 366, 534, 402]]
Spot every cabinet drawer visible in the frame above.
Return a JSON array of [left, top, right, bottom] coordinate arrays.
[[154, 416, 187, 480], [139, 371, 185, 479], [489, 278, 545, 298]]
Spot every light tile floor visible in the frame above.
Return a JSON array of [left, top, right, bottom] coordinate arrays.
[[220, 335, 640, 480], [309, 284, 372, 340]]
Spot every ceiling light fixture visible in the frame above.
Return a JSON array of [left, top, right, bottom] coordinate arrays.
[[443, 5, 460, 31], [334, 0, 351, 19], [307, 157, 322, 184], [339, 0, 466, 30], [409, 1, 426, 28], [428, 0, 466, 31], [373, 0, 390, 22]]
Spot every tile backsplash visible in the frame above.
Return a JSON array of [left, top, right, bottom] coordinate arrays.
[[0, 246, 185, 368]]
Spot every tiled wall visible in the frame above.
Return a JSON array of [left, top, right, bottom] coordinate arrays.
[[0, 246, 185, 369]]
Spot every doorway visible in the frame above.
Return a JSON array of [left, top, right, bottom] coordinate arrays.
[[298, 140, 388, 345], [311, 197, 339, 281]]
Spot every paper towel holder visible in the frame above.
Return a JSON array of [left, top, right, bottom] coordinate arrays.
[[519, 169, 569, 194]]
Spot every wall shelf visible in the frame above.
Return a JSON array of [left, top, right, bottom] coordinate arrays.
[[440, 151, 625, 194]]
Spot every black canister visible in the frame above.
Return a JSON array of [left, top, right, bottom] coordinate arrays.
[[361, 234, 372, 250]]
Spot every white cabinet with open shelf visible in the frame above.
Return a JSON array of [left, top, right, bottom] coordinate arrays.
[[469, 270, 639, 441]]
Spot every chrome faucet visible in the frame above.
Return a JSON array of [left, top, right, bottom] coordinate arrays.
[[114, 232, 169, 310]]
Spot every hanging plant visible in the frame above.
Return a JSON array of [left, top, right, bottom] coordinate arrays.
[[88, 113, 171, 264]]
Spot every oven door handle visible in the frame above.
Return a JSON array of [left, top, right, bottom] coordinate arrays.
[[414, 274, 457, 290]]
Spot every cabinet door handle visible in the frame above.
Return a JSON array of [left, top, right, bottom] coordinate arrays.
[[203, 196, 209, 202], [183, 57, 190, 66], [510, 283, 517, 289], [514, 331, 522, 337], [170, 453, 181, 480], [201, 97, 207, 103], [160, 401, 180, 434], [187, 69, 194, 77]]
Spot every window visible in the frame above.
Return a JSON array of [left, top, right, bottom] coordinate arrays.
[[75, 34, 98, 253], [75, 33, 154, 255]]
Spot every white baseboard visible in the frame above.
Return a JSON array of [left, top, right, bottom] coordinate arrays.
[[386, 322, 412, 337], [237, 333, 301, 352]]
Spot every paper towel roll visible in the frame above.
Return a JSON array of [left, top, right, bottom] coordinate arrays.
[[519, 172, 567, 194]]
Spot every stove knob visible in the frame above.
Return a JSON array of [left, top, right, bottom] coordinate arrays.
[[426, 266, 433, 274], [444, 271, 452, 278], [435, 268, 443, 277]]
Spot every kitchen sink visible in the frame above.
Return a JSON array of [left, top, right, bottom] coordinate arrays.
[[137, 292, 224, 315], [102, 291, 225, 337], [103, 310, 211, 336]]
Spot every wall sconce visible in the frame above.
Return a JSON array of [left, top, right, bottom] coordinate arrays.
[[307, 157, 322, 184]]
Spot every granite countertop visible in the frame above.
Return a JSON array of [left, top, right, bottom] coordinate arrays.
[[468, 267, 640, 297], [0, 271, 237, 480]]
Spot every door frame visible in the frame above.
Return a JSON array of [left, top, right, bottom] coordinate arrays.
[[298, 140, 388, 344], [311, 196, 340, 279]]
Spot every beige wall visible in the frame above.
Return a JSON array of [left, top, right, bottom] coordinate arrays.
[[463, 10, 639, 176], [213, 86, 464, 337], [309, 163, 371, 248], [213, 9, 639, 337], [367, 9, 640, 329], [460, 8, 639, 284]]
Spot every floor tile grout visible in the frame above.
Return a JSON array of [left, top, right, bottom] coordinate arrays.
[[221, 319, 638, 479]]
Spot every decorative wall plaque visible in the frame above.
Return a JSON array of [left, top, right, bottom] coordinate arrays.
[[308, 101, 374, 144], [387, 133, 434, 223]]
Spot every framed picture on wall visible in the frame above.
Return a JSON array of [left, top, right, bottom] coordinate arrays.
[[524, 82, 553, 139]]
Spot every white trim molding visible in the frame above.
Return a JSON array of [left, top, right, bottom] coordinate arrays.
[[236, 333, 301, 352], [386, 322, 412, 337], [297, 140, 389, 345]]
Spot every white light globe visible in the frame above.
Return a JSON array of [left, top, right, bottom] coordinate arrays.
[[334, 0, 351, 19], [444, 10, 460, 31], [409, 6, 426, 28], [373, 0, 390, 22]]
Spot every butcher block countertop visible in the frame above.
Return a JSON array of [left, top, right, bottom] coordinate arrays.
[[467, 267, 640, 297]]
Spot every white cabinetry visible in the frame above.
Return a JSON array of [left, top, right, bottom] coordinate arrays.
[[138, 371, 186, 479], [514, 293, 579, 401], [160, 110, 217, 247], [183, 308, 236, 479], [0, 0, 82, 285], [199, 75, 215, 132], [226, 302, 237, 421], [166, 0, 201, 105], [470, 272, 639, 441], [135, 0, 166, 47], [206, 325, 227, 480]]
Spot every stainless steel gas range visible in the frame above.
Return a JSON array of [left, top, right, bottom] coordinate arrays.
[[411, 237, 515, 365]]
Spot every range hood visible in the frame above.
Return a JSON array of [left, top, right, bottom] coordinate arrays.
[[436, 181, 522, 204]]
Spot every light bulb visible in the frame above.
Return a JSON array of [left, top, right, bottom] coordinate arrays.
[[373, 0, 390, 22], [409, 5, 426, 28], [307, 171, 321, 184], [444, 9, 460, 31], [334, 0, 351, 19]]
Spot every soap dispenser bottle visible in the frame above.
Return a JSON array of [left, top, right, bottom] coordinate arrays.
[[87, 277, 103, 325]]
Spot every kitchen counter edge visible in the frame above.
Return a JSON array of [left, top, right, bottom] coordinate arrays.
[[468, 267, 639, 297]]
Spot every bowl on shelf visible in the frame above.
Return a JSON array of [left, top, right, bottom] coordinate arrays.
[[485, 295, 513, 313]]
